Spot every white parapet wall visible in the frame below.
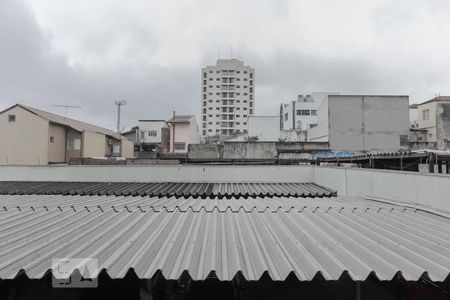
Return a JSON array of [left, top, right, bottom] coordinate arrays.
[[0, 165, 314, 183], [314, 166, 450, 213]]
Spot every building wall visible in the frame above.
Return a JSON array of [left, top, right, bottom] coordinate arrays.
[[138, 121, 169, 144], [416, 101, 437, 142], [307, 97, 329, 142], [247, 116, 281, 141], [82, 131, 106, 157], [308, 95, 409, 151], [171, 119, 200, 153], [0, 106, 49, 165], [201, 59, 255, 137], [409, 107, 419, 127], [436, 102, 450, 150], [48, 124, 66, 163], [120, 139, 134, 158], [66, 129, 82, 161]]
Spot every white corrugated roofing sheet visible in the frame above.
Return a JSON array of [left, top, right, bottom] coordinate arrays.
[[0, 196, 449, 281]]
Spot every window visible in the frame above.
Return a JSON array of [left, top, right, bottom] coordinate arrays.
[[422, 109, 430, 120], [49, 136, 54, 144], [203, 116, 206, 121], [284, 113, 288, 121], [249, 95, 253, 100], [141, 132, 145, 139], [148, 131, 157, 137], [244, 71, 248, 74], [203, 101, 206, 106], [203, 123, 206, 128], [174, 142, 186, 150], [311, 110, 317, 116], [209, 70, 213, 73], [203, 73, 207, 78], [8, 115, 15, 122], [203, 80, 207, 85], [249, 88, 253, 93], [297, 110, 310, 116], [203, 94, 206, 99], [208, 114, 212, 117], [67, 139, 81, 150], [209, 78, 213, 81], [236, 71, 240, 74], [250, 73, 253, 78], [203, 87, 206, 92], [249, 109, 253, 114], [203, 130, 206, 135]]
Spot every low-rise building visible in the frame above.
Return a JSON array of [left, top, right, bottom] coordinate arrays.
[[167, 114, 200, 153], [137, 120, 170, 152], [412, 96, 450, 150], [280, 92, 337, 131], [307, 95, 410, 152], [0, 104, 133, 165]]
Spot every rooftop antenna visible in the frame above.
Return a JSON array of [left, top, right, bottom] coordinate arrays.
[[52, 105, 81, 120], [115, 100, 127, 133]]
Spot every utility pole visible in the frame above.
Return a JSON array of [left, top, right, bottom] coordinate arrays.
[[52, 105, 81, 120], [114, 100, 126, 133]]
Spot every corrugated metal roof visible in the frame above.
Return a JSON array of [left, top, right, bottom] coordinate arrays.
[[0, 182, 336, 198], [0, 197, 449, 281], [0, 195, 364, 212]]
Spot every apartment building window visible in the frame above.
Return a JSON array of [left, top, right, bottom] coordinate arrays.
[[203, 101, 206, 106], [208, 114, 212, 117], [174, 143, 186, 150], [244, 78, 248, 81], [203, 80, 206, 85], [203, 73, 207, 78], [216, 78, 220, 81], [216, 70, 220, 74], [250, 73, 253, 78], [216, 114, 220, 117], [249, 95, 253, 100], [216, 92, 220, 95], [203, 94, 206, 99], [203, 116, 206, 121], [208, 129, 212, 132], [209, 78, 213, 81], [216, 85, 220, 88], [244, 71, 248, 74], [216, 122, 219, 125], [49, 136, 54, 144], [249, 102, 253, 107], [203, 87, 206, 92], [8, 115, 15, 122], [208, 100, 212, 103], [284, 113, 288, 121], [203, 130, 206, 135], [243, 115, 247, 118], [208, 85, 213, 88], [236, 122, 240, 125], [311, 110, 317, 116], [250, 80, 253, 85], [141, 132, 145, 139], [208, 122, 212, 125], [148, 131, 157, 137], [203, 108, 206, 114], [209, 70, 213, 73], [249, 87, 253, 93], [297, 110, 310, 116], [423, 109, 430, 120], [249, 109, 253, 114], [243, 122, 247, 125]]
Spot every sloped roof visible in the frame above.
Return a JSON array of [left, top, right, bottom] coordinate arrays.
[[167, 115, 195, 123], [418, 96, 450, 106], [7, 104, 123, 139], [0, 195, 449, 281]]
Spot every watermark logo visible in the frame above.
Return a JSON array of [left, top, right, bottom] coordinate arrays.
[[52, 258, 98, 288]]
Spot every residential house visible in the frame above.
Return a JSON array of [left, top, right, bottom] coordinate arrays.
[[167, 114, 200, 153], [0, 104, 134, 165]]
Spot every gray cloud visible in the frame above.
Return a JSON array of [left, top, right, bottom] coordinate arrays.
[[1, 0, 450, 130]]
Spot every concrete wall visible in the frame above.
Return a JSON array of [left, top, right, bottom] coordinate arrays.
[[328, 95, 409, 151], [436, 102, 450, 150], [48, 124, 66, 163], [82, 131, 106, 157], [120, 139, 134, 158], [307, 97, 329, 142], [0, 106, 49, 165], [223, 142, 277, 159], [0, 165, 314, 182], [188, 144, 222, 159], [416, 101, 437, 142], [314, 166, 450, 213], [171, 118, 200, 153], [247, 116, 280, 141]]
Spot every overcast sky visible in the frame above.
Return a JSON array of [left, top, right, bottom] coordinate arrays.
[[1, 0, 450, 130]]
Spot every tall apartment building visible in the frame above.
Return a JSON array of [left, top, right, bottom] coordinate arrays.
[[201, 59, 255, 137]]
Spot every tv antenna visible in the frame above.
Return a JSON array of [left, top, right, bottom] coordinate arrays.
[[52, 105, 82, 119], [115, 100, 127, 133]]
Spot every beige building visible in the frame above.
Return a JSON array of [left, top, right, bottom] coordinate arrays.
[[201, 59, 255, 137], [412, 96, 450, 149], [167, 114, 200, 153], [0, 104, 134, 165]]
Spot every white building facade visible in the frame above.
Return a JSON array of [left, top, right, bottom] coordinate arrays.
[[280, 92, 336, 131], [137, 120, 170, 151], [201, 59, 255, 137]]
